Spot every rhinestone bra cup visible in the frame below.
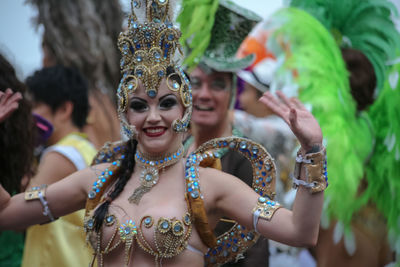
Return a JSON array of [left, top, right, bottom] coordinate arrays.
[[84, 210, 193, 267]]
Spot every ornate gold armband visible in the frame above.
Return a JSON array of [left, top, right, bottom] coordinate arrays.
[[252, 196, 281, 233], [25, 184, 57, 222], [292, 147, 328, 194]]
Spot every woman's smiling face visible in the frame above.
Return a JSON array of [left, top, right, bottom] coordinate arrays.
[[126, 79, 184, 155]]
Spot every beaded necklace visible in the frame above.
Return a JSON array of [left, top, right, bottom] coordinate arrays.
[[128, 145, 184, 204]]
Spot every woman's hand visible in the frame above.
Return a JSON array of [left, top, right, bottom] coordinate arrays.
[[259, 91, 322, 152], [0, 88, 22, 123]]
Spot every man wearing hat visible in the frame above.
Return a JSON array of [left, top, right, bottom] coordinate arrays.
[[180, 1, 270, 266]]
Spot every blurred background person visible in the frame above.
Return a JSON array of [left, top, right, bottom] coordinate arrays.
[[179, 1, 271, 266], [21, 65, 97, 267]]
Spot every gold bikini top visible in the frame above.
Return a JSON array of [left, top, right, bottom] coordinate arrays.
[[87, 137, 277, 266], [84, 207, 192, 267]]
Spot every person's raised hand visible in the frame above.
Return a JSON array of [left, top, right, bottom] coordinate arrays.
[[259, 91, 322, 152], [0, 88, 22, 123]]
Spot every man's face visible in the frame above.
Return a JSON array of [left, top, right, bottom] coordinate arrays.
[[190, 67, 232, 128]]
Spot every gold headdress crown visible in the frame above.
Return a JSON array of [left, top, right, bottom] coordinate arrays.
[[117, 0, 192, 137]]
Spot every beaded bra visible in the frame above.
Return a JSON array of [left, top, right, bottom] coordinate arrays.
[[86, 136, 277, 266]]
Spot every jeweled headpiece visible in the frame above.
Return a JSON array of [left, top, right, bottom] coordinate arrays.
[[117, 0, 192, 138]]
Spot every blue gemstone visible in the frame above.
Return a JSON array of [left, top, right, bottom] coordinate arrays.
[[262, 171, 266, 176], [239, 141, 247, 149], [167, 34, 174, 41], [191, 191, 199, 199], [145, 174, 153, 181], [106, 216, 114, 223], [88, 191, 96, 199], [162, 221, 169, 229], [109, 171, 113, 175], [173, 224, 182, 232], [247, 232, 254, 240]]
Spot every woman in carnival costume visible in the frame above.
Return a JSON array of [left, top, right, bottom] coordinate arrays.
[[0, 1, 327, 266], [236, 0, 400, 265]]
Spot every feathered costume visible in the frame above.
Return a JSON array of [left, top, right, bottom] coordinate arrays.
[[289, 0, 400, 260], [178, 0, 400, 263], [235, 1, 400, 261]]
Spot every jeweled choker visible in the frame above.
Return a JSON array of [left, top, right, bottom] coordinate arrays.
[[129, 145, 184, 204]]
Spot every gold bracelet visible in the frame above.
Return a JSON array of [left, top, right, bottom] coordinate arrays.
[[252, 196, 281, 233], [292, 147, 328, 194]]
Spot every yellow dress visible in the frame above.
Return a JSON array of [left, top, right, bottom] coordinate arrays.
[[22, 133, 97, 267]]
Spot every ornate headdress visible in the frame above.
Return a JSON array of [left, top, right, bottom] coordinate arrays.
[[117, 0, 192, 138]]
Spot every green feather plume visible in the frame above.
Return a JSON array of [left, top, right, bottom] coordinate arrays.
[[264, 6, 374, 235], [290, 0, 400, 91], [364, 59, 400, 258], [177, 0, 220, 69]]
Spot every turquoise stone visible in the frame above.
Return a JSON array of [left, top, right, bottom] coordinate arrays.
[[173, 223, 182, 232], [87, 219, 94, 229], [145, 173, 153, 181], [106, 216, 114, 224], [88, 191, 96, 199], [239, 141, 247, 149], [144, 217, 152, 225], [184, 214, 190, 224], [162, 221, 169, 229]]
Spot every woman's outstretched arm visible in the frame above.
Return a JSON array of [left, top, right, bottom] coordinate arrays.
[[0, 166, 102, 230]]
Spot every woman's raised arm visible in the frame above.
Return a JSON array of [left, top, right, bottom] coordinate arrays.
[[203, 91, 325, 246]]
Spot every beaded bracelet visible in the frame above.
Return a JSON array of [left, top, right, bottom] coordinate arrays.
[[25, 184, 57, 222], [292, 147, 328, 194]]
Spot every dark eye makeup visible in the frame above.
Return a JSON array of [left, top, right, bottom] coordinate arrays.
[[159, 95, 178, 109], [129, 98, 148, 112], [129, 94, 178, 112]]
